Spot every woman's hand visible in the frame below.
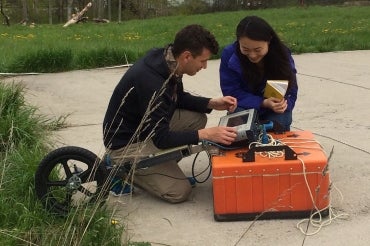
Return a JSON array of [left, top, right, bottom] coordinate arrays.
[[208, 96, 237, 113], [262, 97, 287, 113]]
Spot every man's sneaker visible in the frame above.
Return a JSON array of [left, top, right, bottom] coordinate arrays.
[[110, 177, 134, 197], [187, 177, 197, 188]]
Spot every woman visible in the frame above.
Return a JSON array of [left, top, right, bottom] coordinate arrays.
[[220, 16, 298, 131]]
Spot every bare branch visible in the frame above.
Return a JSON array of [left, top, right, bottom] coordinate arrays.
[[63, 2, 92, 27]]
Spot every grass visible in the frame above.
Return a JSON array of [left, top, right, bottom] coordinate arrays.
[[0, 5, 369, 73], [0, 82, 133, 245]]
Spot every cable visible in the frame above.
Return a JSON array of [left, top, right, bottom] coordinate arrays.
[[248, 133, 285, 158], [295, 157, 349, 236], [250, 133, 349, 236], [191, 151, 212, 184]]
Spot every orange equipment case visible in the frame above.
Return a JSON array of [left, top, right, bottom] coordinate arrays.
[[211, 130, 330, 221]]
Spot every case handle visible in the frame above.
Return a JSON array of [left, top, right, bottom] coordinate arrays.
[[242, 145, 297, 162]]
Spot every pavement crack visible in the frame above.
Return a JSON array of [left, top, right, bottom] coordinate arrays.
[[298, 73, 370, 90]]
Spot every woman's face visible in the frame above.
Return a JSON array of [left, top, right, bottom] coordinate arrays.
[[238, 36, 269, 64]]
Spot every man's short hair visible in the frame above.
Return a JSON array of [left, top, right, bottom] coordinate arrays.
[[172, 24, 219, 58]]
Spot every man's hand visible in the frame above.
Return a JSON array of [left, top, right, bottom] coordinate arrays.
[[262, 97, 287, 114], [208, 96, 237, 113], [198, 126, 237, 145]]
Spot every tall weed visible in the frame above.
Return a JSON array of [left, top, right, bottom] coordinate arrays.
[[0, 81, 124, 245]]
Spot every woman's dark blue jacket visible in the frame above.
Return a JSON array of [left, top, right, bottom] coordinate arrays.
[[219, 42, 298, 113]]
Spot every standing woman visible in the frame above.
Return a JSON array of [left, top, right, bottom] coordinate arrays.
[[220, 16, 298, 131]]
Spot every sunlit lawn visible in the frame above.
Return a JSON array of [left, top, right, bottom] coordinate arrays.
[[0, 5, 369, 72]]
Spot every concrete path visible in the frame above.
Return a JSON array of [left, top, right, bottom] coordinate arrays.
[[5, 50, 370, 246]]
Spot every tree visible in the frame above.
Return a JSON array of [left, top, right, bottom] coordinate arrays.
[[21, 0, 29, 24], [66, 0, 73, 20], [97, 0, 104, 19], [48, 0, 52, 24], [34, 0, 39, 22], [0, 0, 10, 26], [118, 0, 122, 22], [108, 0, 112, 20]]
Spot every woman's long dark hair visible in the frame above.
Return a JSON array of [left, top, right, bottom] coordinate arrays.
[[236, 16, 296, 93]]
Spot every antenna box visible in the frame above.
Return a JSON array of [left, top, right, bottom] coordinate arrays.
[[211, 130, 330, 221]]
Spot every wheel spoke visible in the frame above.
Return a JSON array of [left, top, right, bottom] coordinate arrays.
[[61, 159, 73, 177], [46, 180, 68, 187], [79, 169, 90, 180]]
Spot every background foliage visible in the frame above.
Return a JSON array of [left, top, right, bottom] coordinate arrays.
[[0, 0, 360, 24]]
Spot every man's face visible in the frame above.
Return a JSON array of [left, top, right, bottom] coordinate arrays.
[[239, 36, 269, 64], [177, 48, 211, 76]]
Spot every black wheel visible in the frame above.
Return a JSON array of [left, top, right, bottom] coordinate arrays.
[[34, 146, 108, 217]]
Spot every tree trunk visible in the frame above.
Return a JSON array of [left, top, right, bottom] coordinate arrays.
[[118, 0, 121, 22], [32, 0, 39, 23], [108, 0, 111, 21], [67, 0, 74, 20], [97, 0, 104, 19], [57, 0, 64, 22], [21, 0, 29, 24], [34, 0, 39, 15], [0, 0, 11, 26], [48, 0, 52, 24]]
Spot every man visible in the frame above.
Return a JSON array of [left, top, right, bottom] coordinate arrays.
[[103, 24, 237, 203]]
